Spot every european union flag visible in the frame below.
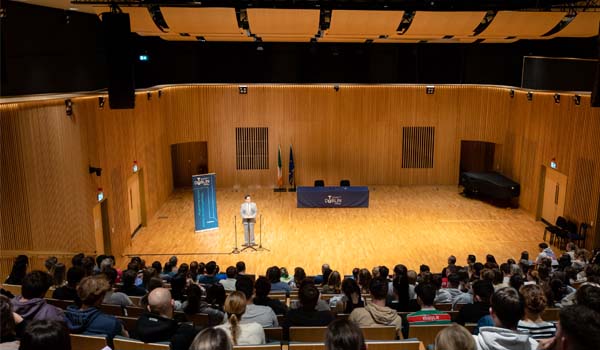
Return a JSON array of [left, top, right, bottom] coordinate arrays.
[[288, 145, 295, 188]]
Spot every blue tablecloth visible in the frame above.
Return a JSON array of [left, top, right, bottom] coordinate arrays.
[[296, 186, 369, 208]]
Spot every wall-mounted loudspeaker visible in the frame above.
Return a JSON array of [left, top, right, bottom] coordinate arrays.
[[102, 12, 135, 109]]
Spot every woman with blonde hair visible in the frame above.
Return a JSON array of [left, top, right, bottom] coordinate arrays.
[[322, 271, 342, 294], [189, 328, 232, 350], [434, 323, 475, 350], [215, 291, 265, 345]]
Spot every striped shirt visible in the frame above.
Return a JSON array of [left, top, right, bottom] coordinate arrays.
[[407, 309, 452, 325], [517, 320, 557, 339]]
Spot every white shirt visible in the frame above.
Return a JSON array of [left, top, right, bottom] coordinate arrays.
[[215, 321, 265, 345]]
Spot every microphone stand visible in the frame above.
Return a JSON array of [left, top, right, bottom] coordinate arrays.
[[231, 216, 240, 254], [257, 214, 270, 251]]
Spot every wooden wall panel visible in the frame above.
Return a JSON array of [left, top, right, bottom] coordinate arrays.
[[2, 84, 600, 272]]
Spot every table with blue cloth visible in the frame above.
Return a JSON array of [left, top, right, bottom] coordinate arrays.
[[296, 186, 369, 208]]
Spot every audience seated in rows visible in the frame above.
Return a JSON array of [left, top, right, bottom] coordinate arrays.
[[102, 267, 133, 307], [19, 320, 71, 350], [325, 319, 365, 350], [284, 282, 335, 338], [517, 284, 556, 339], [456, 280, 493, 326], [349, 278, 403, 338], [135, 287, 199, 350], [235, 276, 278, 328], [51, 267, 84, 304], [267, 266, 292, 293], [64, 275, 126, 339], [435, 323, 476, 350], [4, 255, 29, 285], [321, 271, 342, 294], [189, 328, 231, 350], [219, 266, 237, 292], [11, 271, 64, 322], [119, 269, 146, 296], [215, 291, 265, 345]]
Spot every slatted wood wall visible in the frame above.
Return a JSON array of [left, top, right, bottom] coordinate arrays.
[[1, 84, 599, 278]]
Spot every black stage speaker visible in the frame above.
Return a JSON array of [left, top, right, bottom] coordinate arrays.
[[102, 12, 135, 109]]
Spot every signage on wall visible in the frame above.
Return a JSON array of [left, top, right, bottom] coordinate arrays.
[[97, 188, 104, 202], [550, 158, 557, 169], [133, 160, 139, 173]]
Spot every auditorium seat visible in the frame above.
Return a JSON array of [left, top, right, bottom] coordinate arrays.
[[361, 326, 397, 340], [99, 303, 124, 316], [314, 180, 325, 187], [340, 179, 350, 187], [46, 298, 75, 310], [265, 327, 284, 342], [1, 284, 21, 296], [186, 312, 210, 326], [113, 337, 170, 350], [542, 308, 560, 321], [124, 305, 145, 317], [129, 295, 142, 306], [234, 345, 281, 350], [116, 316, 138, 334], [70, 334, 108, 350], [408, 324, 451, 348], [290, 326, 327, 342]]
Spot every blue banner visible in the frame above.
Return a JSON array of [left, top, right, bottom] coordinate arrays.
[[192, 173, 218, 232]]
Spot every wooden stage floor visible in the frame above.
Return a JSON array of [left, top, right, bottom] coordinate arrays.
[[123, 186, 545, 276]]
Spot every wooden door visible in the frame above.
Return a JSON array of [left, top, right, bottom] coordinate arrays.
[[541, 166, 567, 224], [127, 173, 142, 235], [93, 203, 104, 255], [171, 142, 208, 188]]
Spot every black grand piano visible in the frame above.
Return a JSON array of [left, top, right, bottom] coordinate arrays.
[[460, 171, 520, 207]]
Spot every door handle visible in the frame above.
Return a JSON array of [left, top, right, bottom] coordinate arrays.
[[555, 183, 559, 205]]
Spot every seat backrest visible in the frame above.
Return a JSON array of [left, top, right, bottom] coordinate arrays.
[[265, 327, 284, 342], [556, 216, 568, 228], [116, 316, 138, 334], [314, 180, 325, 187], [361, 326, 397, 340], [1, 284, 21, 296], [340, 179, 350, 187], [289, 326, 327, 342], [113, 337, 170, 350], [408, 324, 451, 347], [187, 312, 210, 327], [129, 295, 142, 306], [70, 334, 107, 350], [365, 340, 423, 350], [433, 303, 452, 311], [125, 306, 145, 317], [542, 308, 560, 321], [46, 298, 75, 310], [98, 303, 124, 316], [565, 220, 577, 233], [288, 343, 324, 350], [234, 344, 281, 350]]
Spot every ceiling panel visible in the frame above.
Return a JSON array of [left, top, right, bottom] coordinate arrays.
[[95, 6, 166, 35], [478, 11, 566, 38], [161, 7, 244, 35], [247, 8, 320, 36], [552, 12, 600, 37], [259, 35, 313, 42], [402, 11, 486, 38], [325, 10, 404, 37]]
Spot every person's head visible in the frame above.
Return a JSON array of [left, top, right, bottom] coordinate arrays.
[[51, 263, 66, 287], [419, 264, 430, 274], [379, 266, 389, 280], [480, 268, 495, 283], [169, 255, 178, 268], [206, 284, 226, 306], [7, 255, 29, 283], [267, 266, 281, 284], [189, 261, 199, 273], [415, 283, 436, 307], [520, 284, 547, 317], [235, 276, 254, 301], [490, 287, 524, 330], [254, 276, 271, 299], [407, 270, 417, 285], [299, 283, 320, 311], [142, 268, 158, 288], [325, 319, 365, 350], [369, 278, 388, 301], [322, 264, 330, 274], [357, 268, 372, 290], [341, 278, 361, 298], [19, 320, 71, 350], [226, 266, 237, 279], [170, 274, 186, 299], [147, 287, 174, 318], [244, 194, 251, 202], [102, 267, 117, 287], [77, 275, 110, 307], [434, 323, 476, 350], [294, 267, 306, 283], [371, 266, 380, 279], [539, 242, 549, 251], [121, 269, 137, 287], [352, 268, 360, 279], [448, 255, 457, 265], [184, 284, 203, 314], [163, 262, 173, 273], [500, 263, 510, 276], [575, 284, 600, 311], [95, 255, 107, 269], [205, 261, 217, 275], [177, 263, 189, 276], [472, 280, 494, 304], [21, 271, 53, 299], [0, 295, 16, 340], [44, 257, 58, 273], [509, 274, 524, 291], [553, 304, 600, 350], [486, 254, 497, 264], [322, 266, 333, 284], [566, 242, 577, 252], [448, 273, 461, 289], [100, 258, 114, 272], [71, 253, 84, 267], [520, 251, 529, 261], [65, 266, 85, 288], [328, 271, 342, 290], [236, 261, 246, 274], [189, 327, 232, 350], [147, 277, 164, 292], [81, 256, 96, 276], [467, 254, 477, 265], [223, 291, 247, 345]]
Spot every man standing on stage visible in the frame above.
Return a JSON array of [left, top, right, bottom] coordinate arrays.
[[241, 194, 257, 246]]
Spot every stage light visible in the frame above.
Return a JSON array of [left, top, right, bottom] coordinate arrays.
[[239, 86, 248, 94], [147, 92, 152, 100], [426, 86, 435, 95], [509, 89, 514, 98], [527, 92, 533, 101], [573, 95, 581, 105], [98, 97, 105, 109], [158, 90, 162, 98], [554, 93, 560, 104], [65, 99, 73, 117], [333, 85, 340, 92], [138, 54, 149, 62]]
